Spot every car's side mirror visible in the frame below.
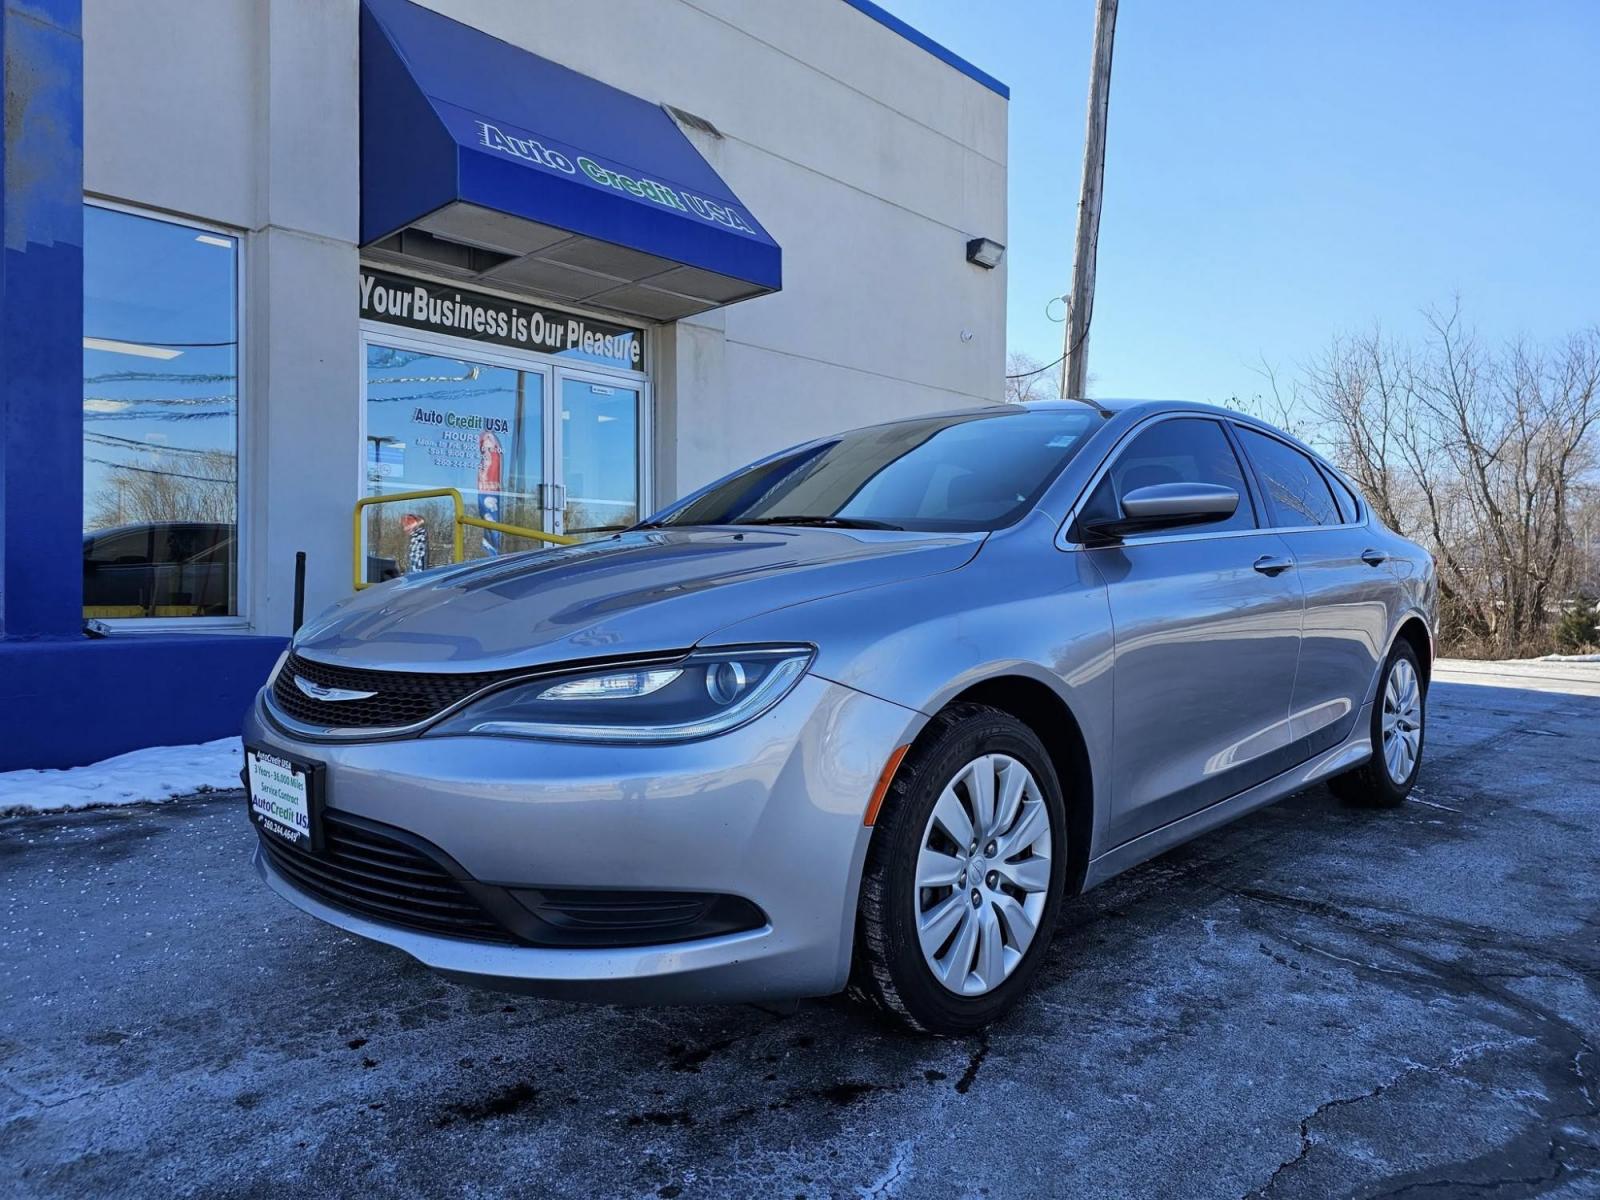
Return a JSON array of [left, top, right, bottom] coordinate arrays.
[[1080, 482, 1240, 542]]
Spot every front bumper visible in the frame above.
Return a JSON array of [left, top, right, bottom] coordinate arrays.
[[243, 674, 919, 1005]]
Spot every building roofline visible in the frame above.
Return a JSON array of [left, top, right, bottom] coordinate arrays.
[[837, 0, 1008, 99]]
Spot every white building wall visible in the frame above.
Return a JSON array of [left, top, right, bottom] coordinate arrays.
[[416, 0, 1008, 494], [81, 0, 1006, 632], [86, 0, 364, 633]]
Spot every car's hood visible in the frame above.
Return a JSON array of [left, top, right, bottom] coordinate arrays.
[[294, 527, 982, 672]]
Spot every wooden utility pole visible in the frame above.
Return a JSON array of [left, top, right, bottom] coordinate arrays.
[[1062, 0, 1118, 400]]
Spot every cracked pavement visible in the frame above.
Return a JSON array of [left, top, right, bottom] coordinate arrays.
[[2, 662, 1598, 1198]]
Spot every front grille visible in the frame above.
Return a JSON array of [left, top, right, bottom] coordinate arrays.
[[257, 810, 516, 944], [269, 652, 529, 730]]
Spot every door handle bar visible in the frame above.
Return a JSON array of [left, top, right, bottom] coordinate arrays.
[[1360, 548, 1389, 566], [1252, 554, 1295, 576]]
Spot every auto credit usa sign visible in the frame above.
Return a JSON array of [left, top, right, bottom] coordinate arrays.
[[473, 119, 763, 237], [360, 269, 645, 371]]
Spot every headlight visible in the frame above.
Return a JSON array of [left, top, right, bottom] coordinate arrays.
[[428, 646, 814, 743]]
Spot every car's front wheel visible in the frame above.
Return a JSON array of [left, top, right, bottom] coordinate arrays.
[[851, 703, 1068, 1033]]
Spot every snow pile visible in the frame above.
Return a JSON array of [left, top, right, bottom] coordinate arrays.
[[1536, 652, 1600, 663], [0, 737, 244, 816]]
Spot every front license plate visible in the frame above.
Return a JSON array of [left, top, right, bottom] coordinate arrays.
[[246, 748, 322, 850]]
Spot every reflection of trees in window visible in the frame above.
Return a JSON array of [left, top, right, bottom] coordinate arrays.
[[81, 359, 240, 531], [87, 448, 237, 529], [565, 497, 637, 537]]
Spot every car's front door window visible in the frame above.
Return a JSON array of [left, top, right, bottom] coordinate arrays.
[[1082, 417, 1256, 535]]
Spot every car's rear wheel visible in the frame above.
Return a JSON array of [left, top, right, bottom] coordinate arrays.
[[851, 703, 1067, 1033], [1329, 640, 1426, 808]]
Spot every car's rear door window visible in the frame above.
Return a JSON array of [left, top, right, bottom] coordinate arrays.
[[1321, 467, 1362, 524], [1235, 427, 1342, 528]]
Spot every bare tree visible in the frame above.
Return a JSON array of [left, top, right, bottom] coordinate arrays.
[[1574, 484, 1600, 598], [89, 450, 237, 529], [1222, 356, 1314, 443], [1005, 352, 1057, 405], [1302, 304, 1600, 657]]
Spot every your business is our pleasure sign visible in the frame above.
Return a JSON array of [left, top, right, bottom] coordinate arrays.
[[359, 268, 646, 372]]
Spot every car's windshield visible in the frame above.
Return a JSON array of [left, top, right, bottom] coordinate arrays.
[[649, 408, 1100, 533]]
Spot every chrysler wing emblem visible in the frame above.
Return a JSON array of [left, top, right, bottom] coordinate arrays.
[[294, 675, 378, 703]]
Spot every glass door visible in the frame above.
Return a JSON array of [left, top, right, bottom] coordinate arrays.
[[363, 342, 550, 581], [558, 373, 643, 538]]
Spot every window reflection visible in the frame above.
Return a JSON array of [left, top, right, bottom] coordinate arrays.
[[363, 345, 547, 580], [81, 206, 239, 618], [562, 379, 640, 536]]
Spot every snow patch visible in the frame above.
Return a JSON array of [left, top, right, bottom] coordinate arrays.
[[0, 738, 243, 816]]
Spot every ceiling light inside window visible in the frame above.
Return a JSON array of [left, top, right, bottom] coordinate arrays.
[[82, 337, 183, 360]]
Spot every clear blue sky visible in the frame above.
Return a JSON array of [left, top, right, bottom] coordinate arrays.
[[884, 0, 1600, 404]]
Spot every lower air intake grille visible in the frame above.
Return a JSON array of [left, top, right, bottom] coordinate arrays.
[[259, 810, 769, 949], [257, 810, 516, 944]]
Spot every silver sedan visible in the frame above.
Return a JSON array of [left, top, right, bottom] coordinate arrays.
[[243, 400, 1435, 1032]]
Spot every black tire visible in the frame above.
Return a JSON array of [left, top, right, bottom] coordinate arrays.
[[850, 703, 1069, 1034], [1329, 640, 1426, 808]]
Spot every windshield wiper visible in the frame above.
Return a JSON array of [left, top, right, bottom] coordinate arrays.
[[734, 515, 904, 531]]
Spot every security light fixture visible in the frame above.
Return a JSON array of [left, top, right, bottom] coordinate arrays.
[[965, 237, 1005, 269]]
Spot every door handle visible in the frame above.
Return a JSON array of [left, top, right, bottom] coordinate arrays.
[[1360, 548, 1389, 567], [1253, 554, 1295, 577]]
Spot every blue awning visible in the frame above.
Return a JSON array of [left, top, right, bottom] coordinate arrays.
[[360, 0, 781, 321]]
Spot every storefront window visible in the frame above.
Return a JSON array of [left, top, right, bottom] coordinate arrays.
[[363, 343, 550, 581], [82, 205, 240, 619]]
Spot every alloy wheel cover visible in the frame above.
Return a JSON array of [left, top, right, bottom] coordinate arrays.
[[1382, 657, 1423, 784], [913, 753, 1053, 996]]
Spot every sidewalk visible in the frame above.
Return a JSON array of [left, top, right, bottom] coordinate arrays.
[[1435, 656, 1600, 697]]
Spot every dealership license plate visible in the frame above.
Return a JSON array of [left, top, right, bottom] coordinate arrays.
[[246, 748, 320, 850]]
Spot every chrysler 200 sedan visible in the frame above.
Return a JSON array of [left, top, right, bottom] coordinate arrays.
[[244, 400, 1434, 1032]]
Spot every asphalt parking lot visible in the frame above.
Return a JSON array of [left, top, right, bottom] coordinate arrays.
[[3, 662, 1598, 1199]]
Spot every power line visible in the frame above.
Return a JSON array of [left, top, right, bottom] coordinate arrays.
[[84, 410, 232, 422], [85, 371, 237, 384], [85, 431, 224, 456], [1007, 353, 1066, 381], [85, 455, 233, 485]]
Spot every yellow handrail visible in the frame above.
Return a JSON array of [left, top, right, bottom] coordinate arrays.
[[353, 486, 575, 590]]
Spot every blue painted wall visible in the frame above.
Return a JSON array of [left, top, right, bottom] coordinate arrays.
[[1, 0, 83, 641], [0, 635, 288, 771], [0, 1, 284, 772]]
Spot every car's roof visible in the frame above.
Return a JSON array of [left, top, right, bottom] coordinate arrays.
[[1017, 397, 1243, 419], [879, 397, 1200, 422], [901, 397, 1253, 419]]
